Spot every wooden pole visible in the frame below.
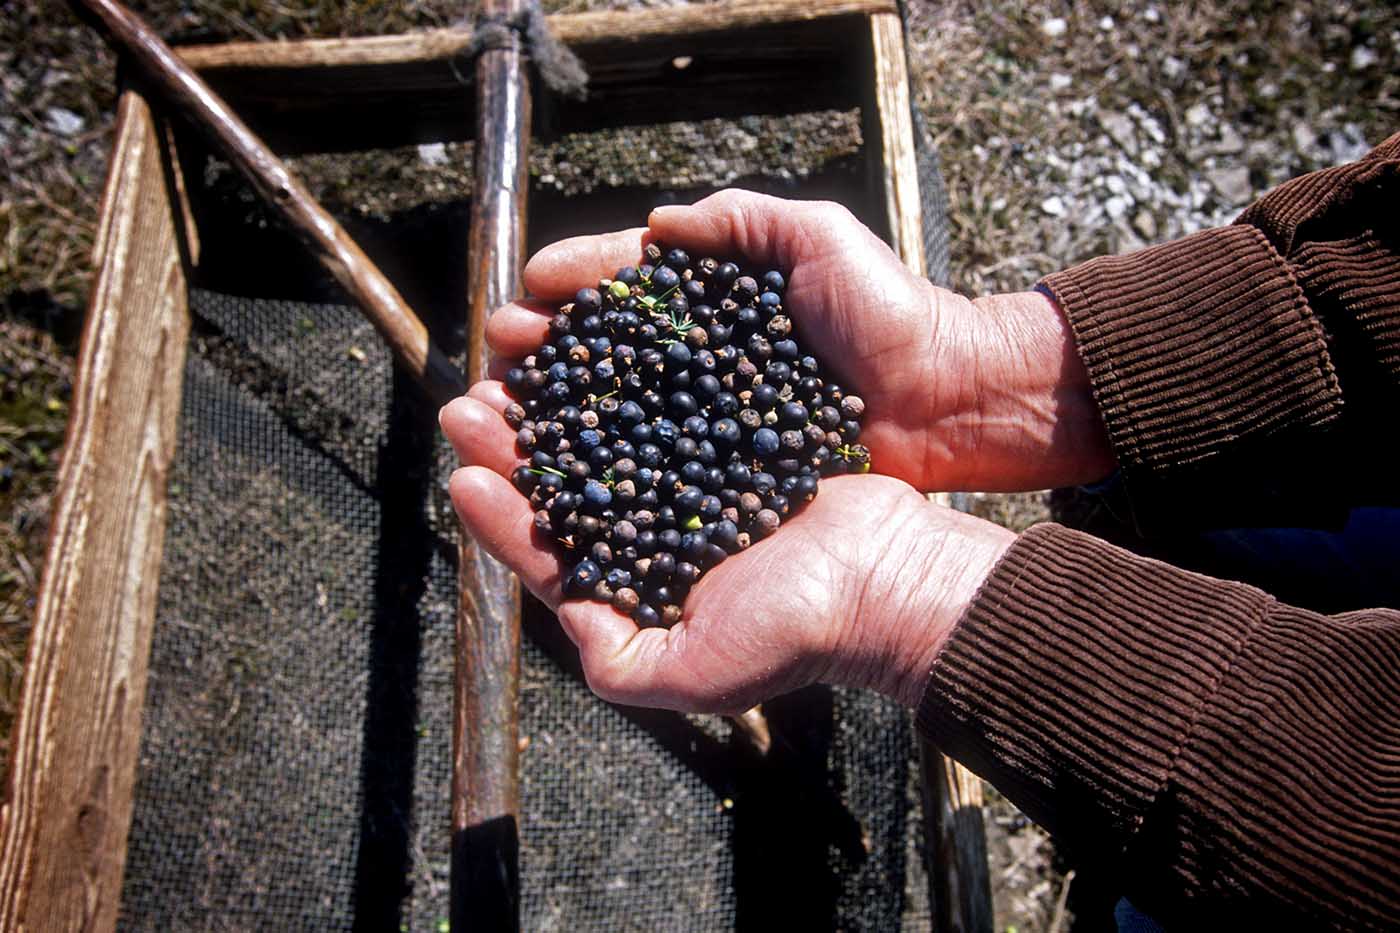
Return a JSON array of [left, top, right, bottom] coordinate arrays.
[[453, 0, 529, 928], [68, 0, 466, 407]]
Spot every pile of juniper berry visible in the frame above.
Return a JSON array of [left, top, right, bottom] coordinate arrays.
[[504, 242, 868, 627]]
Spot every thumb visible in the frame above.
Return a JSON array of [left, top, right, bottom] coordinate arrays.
[[647, 189, 871, 267]]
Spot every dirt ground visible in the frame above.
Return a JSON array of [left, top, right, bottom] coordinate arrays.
[[1, 1, 1396, 930]]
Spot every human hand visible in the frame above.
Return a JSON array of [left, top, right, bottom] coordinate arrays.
[[440, 402, 1015, 711], [482, 189, 1115, 493]]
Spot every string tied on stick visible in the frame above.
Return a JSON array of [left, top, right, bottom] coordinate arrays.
[[463, 0, 588, 99]]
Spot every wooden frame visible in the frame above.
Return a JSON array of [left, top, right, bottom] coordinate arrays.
[[0, 89, 194, 932], [6, 2, 991, 928]]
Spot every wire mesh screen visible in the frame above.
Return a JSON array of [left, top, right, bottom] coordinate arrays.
[[117, 106, 949, 930]]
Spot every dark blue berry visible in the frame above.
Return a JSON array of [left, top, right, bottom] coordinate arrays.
[[675, 485, 703, 513], [569, 559, 602, 593], [710, 418, 740, 447], [713, 393, 740, 417], [752, 428, 780, 456], [652, 266, 680, 292], [780, 401, 809, 427], [751, 383, 779, 411], [664, 341, 692, 368], [762, 270, 785, 293], [511, 465, 538, 493], [709, 520, 739, 552], [698, 495, 722, 521]]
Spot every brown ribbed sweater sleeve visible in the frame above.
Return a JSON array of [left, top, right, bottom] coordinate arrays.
[[1039, 132, 1400, 532], [919, 524, 1400, 928]]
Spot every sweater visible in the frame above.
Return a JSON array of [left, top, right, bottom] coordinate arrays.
[[918, 132, 1400, 928]]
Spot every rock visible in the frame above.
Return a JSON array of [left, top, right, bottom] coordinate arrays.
[[1104, 195, 1130, 221], [1207, 165, 1252, 205], [44, 106, 84, 137], [1213, 123, 1245, 155], [1041, 17, 1067, 37], [1132, 209, 1158, 240], [1350, 46, 1378, 71], [1099, 112, 1137, 154], [1040, 195, 1067, 217], [1292, 123, 1318, 155], [1327, 123, 1371, 164], [1097, 15, 1115, 31], [1184, 103, 1211, 129], [417, 142, 449, 167], [1049, 73, 1072, 92]]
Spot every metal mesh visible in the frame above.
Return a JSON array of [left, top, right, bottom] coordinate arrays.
[[116, 138, 948, 930]]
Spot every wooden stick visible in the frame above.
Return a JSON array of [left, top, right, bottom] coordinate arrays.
[[69, 0, 465, 407], [453, 0, 529, 928], [0, 89, 192, 933]]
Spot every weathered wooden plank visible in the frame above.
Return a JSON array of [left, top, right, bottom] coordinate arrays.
[[865, 10, 927, 278], [0, 89, 192, 933], [921, 741, 994, 933], [453, 0, 529, 928], [173, 5, 881, 154], [70, 0, 465, 406], [177, 0, 895, 70], [863, 11, 992, 932]]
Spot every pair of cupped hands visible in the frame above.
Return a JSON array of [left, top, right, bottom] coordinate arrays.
[[440, 190, 1114, 715]]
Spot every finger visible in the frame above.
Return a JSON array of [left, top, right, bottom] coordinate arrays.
[[555, 602, 709, 711], [485, 299, 555, 359], [465, 379, 512, 416], [439, 396, 522, 478], [523, 227, 650, 300], [449, 466, 564, 609], [647, 189, 857, 267]]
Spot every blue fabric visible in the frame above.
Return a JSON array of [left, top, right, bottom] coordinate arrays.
[[1115, 897, 1167, 933]]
